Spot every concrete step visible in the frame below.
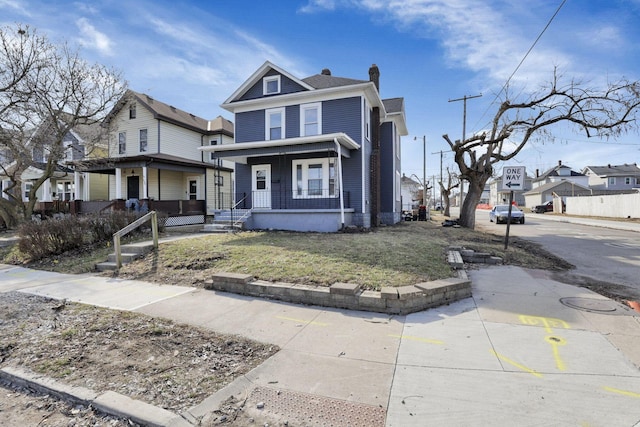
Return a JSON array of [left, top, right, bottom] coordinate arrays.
[[201, 223, 240, 233], [107, 252, 141, 263], [95, 261, 118, 272]]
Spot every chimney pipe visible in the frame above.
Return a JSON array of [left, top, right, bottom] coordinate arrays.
[[558, 160, 562, 166], [321, 68, 331, 76], [369, 64, 380, 91]]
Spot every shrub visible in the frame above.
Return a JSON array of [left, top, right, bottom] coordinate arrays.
[[18, 211, 161, 261]]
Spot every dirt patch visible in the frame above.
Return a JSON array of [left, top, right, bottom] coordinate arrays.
[[0, 292, 279, 425]]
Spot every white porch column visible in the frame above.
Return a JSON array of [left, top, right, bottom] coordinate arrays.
[[42, 179, 52, 201], [115, 168, 122, 199], [74, 171, 81, 200], [334, 139, 345, 227], [142, 166, 148, 199], [0, 180, 6, 199]]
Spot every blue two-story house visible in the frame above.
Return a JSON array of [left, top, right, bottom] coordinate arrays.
[[201, 61, 407, 232]]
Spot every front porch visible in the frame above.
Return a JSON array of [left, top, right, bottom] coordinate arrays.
[[34, 199, 207, 227]]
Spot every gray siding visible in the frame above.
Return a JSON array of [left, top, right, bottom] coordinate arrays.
[[286, 105, 299, 139], [238, 70, 308, 101], [235, 110, 265, 143]]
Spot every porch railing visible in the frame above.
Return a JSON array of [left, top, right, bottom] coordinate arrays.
[[249, 189, 351, 210]]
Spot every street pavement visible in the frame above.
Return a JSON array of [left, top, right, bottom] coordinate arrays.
[[0, 216, 639, 426]]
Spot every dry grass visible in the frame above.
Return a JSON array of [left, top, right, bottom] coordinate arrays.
[[1, 219, 572, 291], [111, 220, 571, 290]]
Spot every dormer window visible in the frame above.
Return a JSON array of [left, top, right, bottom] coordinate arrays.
[[263, 75, 281, 95]]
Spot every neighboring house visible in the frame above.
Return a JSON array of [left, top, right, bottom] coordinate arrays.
[[489, 176, 533, 207], [72, 90, 235, 225], [0, 117, 102, 211], [523, 180, 591, 209], [400, 173, 422, 211], [202, 61, 408, 232], [582, 163, 640, 191], [531, 160, 589, 189]]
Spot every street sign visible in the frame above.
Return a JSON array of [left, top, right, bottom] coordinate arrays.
[[502, 166, 526, 191]]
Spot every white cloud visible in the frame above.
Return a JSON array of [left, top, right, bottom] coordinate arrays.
[[298, 0, 337, 13], [0, 0, 31, 16], [76, 17, 113, 56]]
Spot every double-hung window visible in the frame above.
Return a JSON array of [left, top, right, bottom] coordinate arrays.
[[209, 138, 219, 161], [266, 108, 285, 140], [293, 158, 338, 198], [263, 75, 281, 95], [300, 103, 321, 136], [608, 177, 616, 186], [129, 104, 136, 119], [139, 129, 147, 152], [364, 99, 371, 140], [118, 132, 126, 154]]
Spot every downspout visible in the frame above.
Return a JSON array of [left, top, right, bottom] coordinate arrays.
[[334, 138, 345, 228]]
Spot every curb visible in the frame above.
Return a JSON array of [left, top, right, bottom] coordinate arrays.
[[0, 366, 192, 427]]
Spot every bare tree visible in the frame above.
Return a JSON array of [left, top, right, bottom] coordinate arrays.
[[0, 24, 126, 226], [438, 167, 459, 217], [443, 69, 640, 229]]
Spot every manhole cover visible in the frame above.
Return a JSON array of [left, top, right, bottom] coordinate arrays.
[[560, 297, 638, 316]]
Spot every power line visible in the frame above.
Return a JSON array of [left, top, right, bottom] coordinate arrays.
[[472, 0, 567, 133]]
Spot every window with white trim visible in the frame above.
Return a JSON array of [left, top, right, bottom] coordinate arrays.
[[300, 103, 321, 136], [625, 177, 631, 185], [636, 177, 640, 185], [139, 129, 147, 152], [608, 177, 616, 186], [364, 98, 371, 140], [129, 104, 136, 119], [266, 108, 285, 140], [292, 158, 338, 198], [24, 182, 33, 201], [56, 180, 74, 201], [209, 138, 219, 161], [263, 75, 281, 95], [118, 132, 126, 154]]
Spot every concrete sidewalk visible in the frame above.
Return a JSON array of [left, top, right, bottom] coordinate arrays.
[[529, 212, 640, 233], [1, 263, 639, 426]]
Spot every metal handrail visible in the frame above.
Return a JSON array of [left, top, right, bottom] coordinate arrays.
[[230, 195, 248, 228], [112, 211, 158, 269]]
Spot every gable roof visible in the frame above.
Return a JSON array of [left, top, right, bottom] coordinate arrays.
[[583, 163, 640, 177], [221, 61, 385, 112], [105, 90, 232, 136], [524, 180, 589, 195], [534, 163, 584, 181], [302, 73, 367, 89], [223, 61, 315, 105], [382, 97, 408, 135]]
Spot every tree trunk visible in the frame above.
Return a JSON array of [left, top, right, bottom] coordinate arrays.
[[458, 177, 487, 229]]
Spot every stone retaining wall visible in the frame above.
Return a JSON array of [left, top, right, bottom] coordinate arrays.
[[204, 271, 471, 315]]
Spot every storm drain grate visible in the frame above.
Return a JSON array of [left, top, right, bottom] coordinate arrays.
[[246, 386, 386, 427], [560, 297, 639, 316]]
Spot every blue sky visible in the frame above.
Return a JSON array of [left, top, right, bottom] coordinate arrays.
[[2, 0, 640, 182]]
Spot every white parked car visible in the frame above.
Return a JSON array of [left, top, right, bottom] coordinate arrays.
[[489, 205, 525, 224]]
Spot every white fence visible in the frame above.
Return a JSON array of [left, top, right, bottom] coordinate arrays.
[[567, 191, 640, 218]]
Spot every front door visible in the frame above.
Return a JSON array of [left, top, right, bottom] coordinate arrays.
[[127, 175, 140, 200], [252, 164, 271, 209], [188, 178, 198, 200]]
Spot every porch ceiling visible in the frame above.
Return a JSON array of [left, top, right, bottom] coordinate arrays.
[[70, 153, 230, 174], [198, 132, 359, 164]]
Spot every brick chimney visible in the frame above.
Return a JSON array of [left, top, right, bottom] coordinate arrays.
[[369, 64, 380, 91]]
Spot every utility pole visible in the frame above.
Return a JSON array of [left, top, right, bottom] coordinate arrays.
[[448, 93, 482, 211], [431, 149, 445, 209]]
